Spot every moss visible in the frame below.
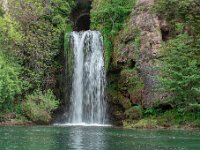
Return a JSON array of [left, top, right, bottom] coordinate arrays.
[[124, 118, 158, 129], [64, 32, 73, 79], [132, 27, 141, 60], [107, 90, 132, 110], [125, 106, 143, 120], [118, 94, 132, 110], [104, 35, 113, 71], [119, 68, 144, 95]]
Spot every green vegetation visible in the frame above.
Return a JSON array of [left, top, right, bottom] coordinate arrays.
[[154, 0, 200, 105], [104, 0, 200, 128], [158, 34, 200, 104], [0, 0, 199, 128], [0, 52, 24, 112], [0, 0, 75, 124], [91, 0, 136, 69], [124, 105, 200, 129], [123, 0, 200, 128], [154, 0, 200, 36], [23, 90, 59, 124]]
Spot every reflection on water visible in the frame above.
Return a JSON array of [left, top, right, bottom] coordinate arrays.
[[65, 127, 106, 150], [0, 126, 200, 150]]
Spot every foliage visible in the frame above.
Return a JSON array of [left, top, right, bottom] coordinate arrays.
[[91, 0, 135, 35], [154, 0, 200, 105], [154, 0, 200, 35], [156, 108, 200, 127], [44, 0, 75, 29], [91, 0, 136, 69], [124, 105, 200, 128], [0, 15, 25, 112], [7, 0, 75, 90], [158, 34, 200, 104], [23, 89, 59, 123], [0, 0, 75, 121], [0, 52, 24, 112], [154, 0, 200, 36], [0, 15, 23, 53], [0, 5, 4, 16]]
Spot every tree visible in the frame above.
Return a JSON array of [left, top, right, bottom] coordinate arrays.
[[158, 34, 200, 105]]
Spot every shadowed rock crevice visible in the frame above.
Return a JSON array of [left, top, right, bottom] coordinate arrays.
[[76, 14, 90, 31], [71, 0, 92, 31]]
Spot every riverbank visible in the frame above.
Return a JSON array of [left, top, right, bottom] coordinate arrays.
[[123, 119, 200, 130], [0, 113, 33, 126], [1, 108, 200, 130], [1, 119, 200, 131], [123, 109, 200, 130]]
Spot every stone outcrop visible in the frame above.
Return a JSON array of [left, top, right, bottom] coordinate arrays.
[[131, 0, 163, 106], [107, 0, 164, 124]]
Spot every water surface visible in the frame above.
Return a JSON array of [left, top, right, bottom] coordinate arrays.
[[0, 126, 199, 150]]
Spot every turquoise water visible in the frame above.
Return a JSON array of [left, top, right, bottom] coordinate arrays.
[[0, 126, 199, 150]]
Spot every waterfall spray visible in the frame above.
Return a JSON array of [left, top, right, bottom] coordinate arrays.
[[66, 30, 106, 125]]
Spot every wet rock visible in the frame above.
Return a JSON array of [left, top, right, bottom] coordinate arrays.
[[125, 106, 143, 120]]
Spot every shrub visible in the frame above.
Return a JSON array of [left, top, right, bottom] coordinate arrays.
[[23, 89, 59, 123], [158, 34, 200, 104], [0, 52, 24, 112]]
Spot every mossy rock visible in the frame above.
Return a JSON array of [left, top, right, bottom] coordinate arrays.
[[113, 110, 125, 120], [119, 69, 144, 92], [125, 106, 143, 120], [107, 89, 132, 110], [118, 94, 132, 110], [124, 118, 158, 129]]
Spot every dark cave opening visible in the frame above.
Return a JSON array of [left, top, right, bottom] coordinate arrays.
[[71, 0, 92, 31], [75, 15, 90, 31], [161, 29, 170, 41]]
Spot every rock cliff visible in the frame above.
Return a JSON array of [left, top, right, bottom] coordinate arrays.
[[107, 0, 164, 124]]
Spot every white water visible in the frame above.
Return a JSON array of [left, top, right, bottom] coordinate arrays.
[[66, 30, 107, 125]]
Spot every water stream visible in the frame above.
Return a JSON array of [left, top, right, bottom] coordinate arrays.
[[64, 31, 106, 125]]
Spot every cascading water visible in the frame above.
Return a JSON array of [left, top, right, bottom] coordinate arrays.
[[66, 30, 106, 125]]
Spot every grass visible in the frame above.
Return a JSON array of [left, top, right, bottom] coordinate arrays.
[[124, 107, 200, 129]]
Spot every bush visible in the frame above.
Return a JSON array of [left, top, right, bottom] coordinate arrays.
[[91, 0, 136, 35], [0, 52, 24, 112], [158, 34, 200, 104], [23, 89, 59, 123], [154, 0, 200, 36]]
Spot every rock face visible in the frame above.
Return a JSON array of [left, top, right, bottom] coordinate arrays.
[[131, 0, 163, 106], [107, 0, 163, 124]]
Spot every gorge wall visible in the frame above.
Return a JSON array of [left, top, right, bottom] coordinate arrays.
[[100, 0, 165, 124]]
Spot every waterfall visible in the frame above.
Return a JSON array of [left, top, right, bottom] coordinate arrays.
[[66, 30, 106, 125]]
